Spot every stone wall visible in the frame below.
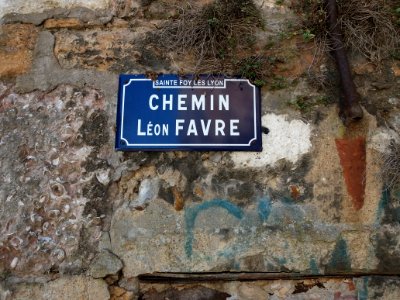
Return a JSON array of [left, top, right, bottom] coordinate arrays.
[[1, 0, 400, 299]]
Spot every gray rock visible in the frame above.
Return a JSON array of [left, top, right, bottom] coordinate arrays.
[[0, 282, 11, 300], [89, 250, 123, 278], [129, 178, 160, 208], [210, 152, 222, 163], [118, 277, 139, 293], [98, 232, 112, 252], [1, 7, 112, 26], [1, 12, 50, 25], [15, 31, 118, 104]]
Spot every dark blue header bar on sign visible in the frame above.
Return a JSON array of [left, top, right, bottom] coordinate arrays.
[[115, 74, 262, 151]]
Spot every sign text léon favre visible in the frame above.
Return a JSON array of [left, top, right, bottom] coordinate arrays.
[[115, 74, 262, 151]]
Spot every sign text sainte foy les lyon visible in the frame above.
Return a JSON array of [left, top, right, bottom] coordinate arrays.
[[115, 74, 262, 151]]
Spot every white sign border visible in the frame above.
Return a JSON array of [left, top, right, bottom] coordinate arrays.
[[120, 78, 258, 147]]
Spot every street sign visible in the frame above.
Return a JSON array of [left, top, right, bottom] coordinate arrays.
[[115, 74, 262, 151]]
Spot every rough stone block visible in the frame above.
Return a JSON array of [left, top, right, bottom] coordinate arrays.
[[112, 0, 142, 18], [54, 29, 142, 72], [11, 276, 109, 300], [109, 286, 135, 300], [89, 250, 123, 278], [44, 18, 84, 29], [0, 24, 38, 77], [0, 84, 113, 276]]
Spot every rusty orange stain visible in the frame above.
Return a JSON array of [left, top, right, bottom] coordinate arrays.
[[290, 185, 301, 200], [346, 280, 356, 291], [193, 185, 204, 198], [335, 137, 366, 210], [172, 186, 184, 211]]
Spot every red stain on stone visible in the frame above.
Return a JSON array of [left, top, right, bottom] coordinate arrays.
[[346, 280, 356, 291], [333, 291, 357, 300], [334, 292, 342, 300], [335, 137, 366, 210], [290, 185, 300, 200]]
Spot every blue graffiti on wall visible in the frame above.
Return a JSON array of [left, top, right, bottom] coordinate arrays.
[[257, 197, 272, 221], [376, 188, 390, 224], [326, 237, 351, 272], [185, 197, 274, 257], [357, 277, 369, 300], [182, 188, 400, 273], [184, 199, 245, 257]]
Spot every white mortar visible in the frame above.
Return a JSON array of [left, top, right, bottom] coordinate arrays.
[[231, 113, 312, 168]]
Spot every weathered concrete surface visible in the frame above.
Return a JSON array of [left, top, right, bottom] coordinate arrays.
[[110, 180, 394, 277], [0, 0, 400, 298], [108, 106, 399, 277]]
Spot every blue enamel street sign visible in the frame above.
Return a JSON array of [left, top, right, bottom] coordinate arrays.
[[115, 74, 262, 151]]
